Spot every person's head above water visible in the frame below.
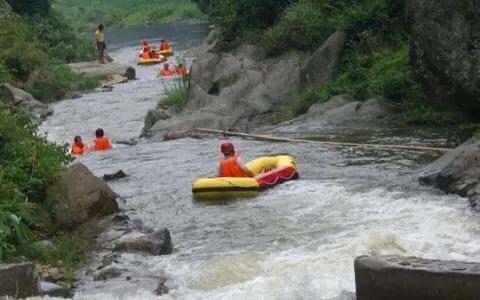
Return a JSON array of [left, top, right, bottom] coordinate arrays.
[[74, 135, 82, 145], [95, 128, 104, 138], [221, 142, 235, 157]]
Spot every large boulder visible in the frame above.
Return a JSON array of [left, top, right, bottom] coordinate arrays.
[[301, 31, 346, 87], [355, 255, 480, 300], [67, 62, 134, 81], [48, 163, 119, 233], [0, 263, 40, 298], [407, 0, 480, 119], [142, 108, 171, 136], [114, 228, 173, 255], [0, 83, 52, 120], [145, 44, 301, 139], [418, 138, 480, 206], [262, 95, 399, 135]]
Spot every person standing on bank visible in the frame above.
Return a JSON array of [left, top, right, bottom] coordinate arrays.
[[95, 24, 106, 64]]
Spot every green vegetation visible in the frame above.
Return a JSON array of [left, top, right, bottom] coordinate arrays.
[[55, 0, 204, 32], [202, 0, 461, 125], [0, 1, 95, 274], [158, 76, 190, 112], [0, 1, 97, 102], [0, 105, 91, 278]]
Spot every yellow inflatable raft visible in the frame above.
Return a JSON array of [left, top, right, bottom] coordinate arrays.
[[155, 49, 174, 56], [137, 58, 164, 65], [192, 155, 298, 200]]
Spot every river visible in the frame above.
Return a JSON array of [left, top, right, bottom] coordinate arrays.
[[40, 22, 480, 300]]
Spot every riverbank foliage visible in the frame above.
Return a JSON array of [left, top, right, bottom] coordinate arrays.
[[0, 105, 90, 278], [158, 76, 190, 112], [55, 0, 204, 33], [0, 1, 97, 102], [0, 106, 69, 257], [201, 0, 461, 125]]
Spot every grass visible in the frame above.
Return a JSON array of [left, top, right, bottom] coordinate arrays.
[[25, 233, 91, 284], [54, 0, 204, 32], [158, 76, 190, 112]]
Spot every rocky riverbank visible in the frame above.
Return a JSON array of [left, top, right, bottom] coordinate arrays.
[[0, 163, 173, 298]]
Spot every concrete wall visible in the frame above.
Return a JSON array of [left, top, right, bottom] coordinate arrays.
[[355, 255, 480, 300]]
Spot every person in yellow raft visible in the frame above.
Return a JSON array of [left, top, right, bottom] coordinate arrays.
[[95, 24, 106, 64], [217, 142, 255, 177], [71, 136, 89, 155], [160, 39, 170, 51], [175, 63, 188, 76]]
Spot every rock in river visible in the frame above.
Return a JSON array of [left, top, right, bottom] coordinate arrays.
[[48, 163, 119, 234], [145, 43, 302, 139], [419, 137, 480, 207], [261, 95, 399, 135], [114, 228, 173, 255], [103, 170, 128, 181], [67, 62, 134, 81]]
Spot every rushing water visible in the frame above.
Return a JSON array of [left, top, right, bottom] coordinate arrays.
[[39, 22, 480, 300]]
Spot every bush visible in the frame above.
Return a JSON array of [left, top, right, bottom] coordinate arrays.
[[26, 65, 98, 102], [0, 105, 71, 260], [6, 0, 51, 16], [208, 0, 292, 46], [26, 233, 91, 282], [262, 1, 337, 56]]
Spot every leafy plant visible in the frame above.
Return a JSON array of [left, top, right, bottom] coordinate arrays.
[[0, 105, 71, 260], [158, 75, 190, 112]]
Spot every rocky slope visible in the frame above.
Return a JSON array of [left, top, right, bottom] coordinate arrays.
[[143, 31, 351, 140]]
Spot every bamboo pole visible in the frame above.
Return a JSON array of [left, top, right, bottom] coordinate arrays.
[[194, 128, 451, 153]]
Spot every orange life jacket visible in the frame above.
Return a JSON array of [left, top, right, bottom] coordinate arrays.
[[160, 42, 170, 51], [71, 143, 88, 155], [142, 43, 151, 52], [161, 69, 174, 77], [142, 51, 151, 60], [176, 67, 187, 76], [94, 136, 111, 151], [219, 154, 249, 177]]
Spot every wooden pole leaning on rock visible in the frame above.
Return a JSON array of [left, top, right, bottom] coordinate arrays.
[[195, 128, 451, 154]]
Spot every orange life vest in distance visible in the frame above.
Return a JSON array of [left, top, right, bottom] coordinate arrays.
[[161, 69, 174, 77], [71, 143, 88, 155], [176, 67, 187, 76], [142, 51, 150, 60], [219, 154, 249, 177], [160, 42, 170, 51], [94, 137, 111, 151]]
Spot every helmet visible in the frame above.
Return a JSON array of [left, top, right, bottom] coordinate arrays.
[[221, 142, 235, 155]]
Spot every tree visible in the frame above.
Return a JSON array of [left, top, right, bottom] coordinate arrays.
[[6, 0, 51, 16]]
